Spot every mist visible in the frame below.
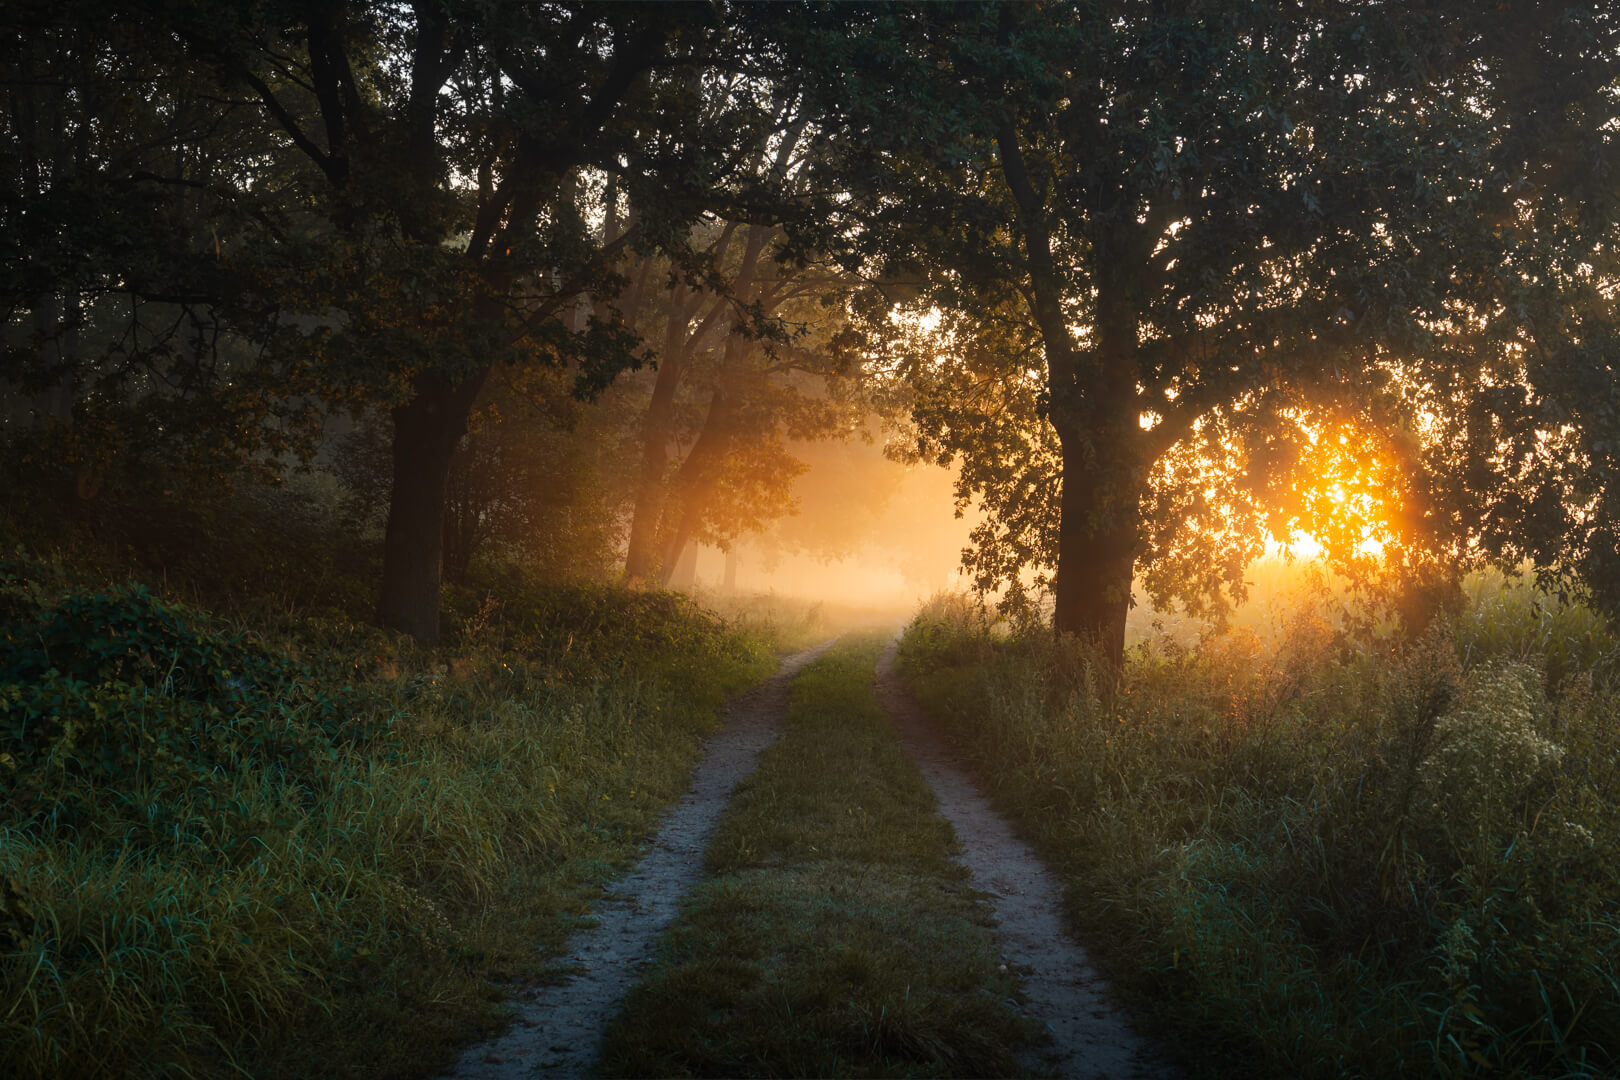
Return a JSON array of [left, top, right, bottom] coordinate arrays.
[[673, 434, 976, 622]]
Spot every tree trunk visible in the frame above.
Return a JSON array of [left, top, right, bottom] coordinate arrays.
[[625, 222, 761, 583], [655, 385, 734, 586], [378, 370, 487, 642], [723, 547, 738, 590], [1048, 260, 1149, 669], [624, 284, 696, 581], [667, 541, 698, 590], [1050, 427, 1138, 669], [993, 107, 1152, 670]]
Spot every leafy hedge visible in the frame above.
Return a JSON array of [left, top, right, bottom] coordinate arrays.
[[1, 585, 392, 842]]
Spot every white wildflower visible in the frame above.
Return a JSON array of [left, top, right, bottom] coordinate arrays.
[[1418, 662, 1563, 838]]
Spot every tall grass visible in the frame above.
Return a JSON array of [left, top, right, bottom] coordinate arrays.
[[899, 578, 1620, 1079], [1, 556, 775, 1079]]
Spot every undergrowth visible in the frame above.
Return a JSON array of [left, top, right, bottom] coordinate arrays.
[[600, 634, 1041, 1078], [0, 549, 774, 1079], [898, 587, 1620, 1079]]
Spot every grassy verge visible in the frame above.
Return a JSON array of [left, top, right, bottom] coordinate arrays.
[[0, 553, 776, 1079], [898, 592, 1620, 1080], [599, 633, 1041, 1078]]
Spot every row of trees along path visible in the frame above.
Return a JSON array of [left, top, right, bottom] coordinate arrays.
[[445, 641, 1174, 1079], [12, 4, 1620, 668]]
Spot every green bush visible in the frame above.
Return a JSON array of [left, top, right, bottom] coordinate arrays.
[[0, 565, 776, 1080], [1456, 568, 1620, 689], [1, 585, 390, 840], [1418, 662, 1563, 848]]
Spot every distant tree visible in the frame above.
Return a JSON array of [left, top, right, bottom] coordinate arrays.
[[0, 0, 301, 502], [154, 0, 802, 641], [619, 220, 770, 584], [333, 365, 640, 586], [442, 377, 628, 585], [615, 147, 874, 588]]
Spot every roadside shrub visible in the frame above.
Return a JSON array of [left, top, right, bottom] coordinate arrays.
[[0, 585, 389, 837], [1457, 568, 1620, 689], [899, 588, 1620, 1080], [0, 559, 776, 1080]]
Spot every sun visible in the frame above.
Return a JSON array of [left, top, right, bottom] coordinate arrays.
[[1151, 408, 1404, 580], [1269, 419, 1396, 563]]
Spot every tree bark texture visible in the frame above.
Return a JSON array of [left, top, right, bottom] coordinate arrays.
[[997, 113, 1146, 667], [378, 370, 488, 643], [1050, 426, 1139, 669], [623, 284, 695, 581], [1047, 263, 1150, 667]]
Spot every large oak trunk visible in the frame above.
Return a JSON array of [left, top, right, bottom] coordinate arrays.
[[378, 371, 487, 643], [993, 118, 1143, 670], [1046, 283, 1142, 670], [1046, 255, 1145, 671], [1051, 430, 1138, 669]]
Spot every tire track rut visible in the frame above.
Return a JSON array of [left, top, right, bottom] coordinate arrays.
[[443, 640, 832, 1079], [875, 642, 1179, 1080]]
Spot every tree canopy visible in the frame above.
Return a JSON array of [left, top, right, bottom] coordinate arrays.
[[784, 0, 1620, 661], [5, 0, 1620, 652]]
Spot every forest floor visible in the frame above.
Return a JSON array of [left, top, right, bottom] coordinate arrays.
[[448, 635, 1173, 1079]]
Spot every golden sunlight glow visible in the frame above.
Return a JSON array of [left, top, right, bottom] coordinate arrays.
[[1267, 531, 1323, 559], [1159, 405, 1401, 574], [1272, 415, 1396, 563]]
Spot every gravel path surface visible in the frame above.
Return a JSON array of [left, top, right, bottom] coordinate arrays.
[[443, 641, 832, 1080], [875, 642, 1179, 1080]]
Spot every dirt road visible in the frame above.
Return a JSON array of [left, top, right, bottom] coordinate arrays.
[[443, 641, 831, 1079], [445, 638, 1171, 1078]]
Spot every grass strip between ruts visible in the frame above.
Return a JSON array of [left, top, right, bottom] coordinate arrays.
[[598, 633, 1044, 1078]]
